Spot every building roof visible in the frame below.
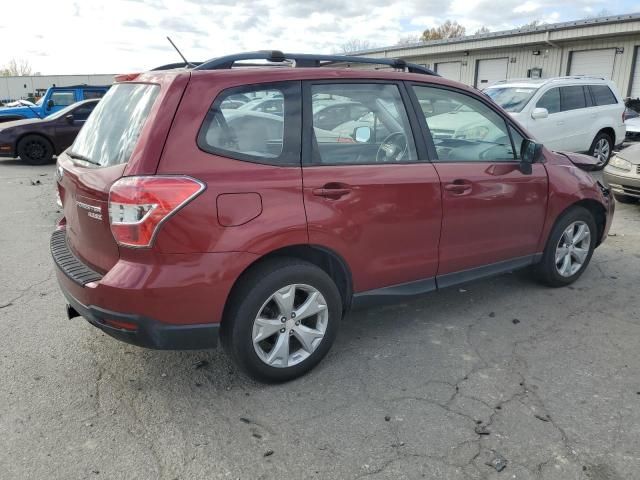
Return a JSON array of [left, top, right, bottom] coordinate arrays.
[[357, 12, 640, 56]]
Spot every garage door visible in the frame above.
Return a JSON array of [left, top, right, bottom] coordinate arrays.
[[475, 58, 508, 88], [630, 48, 640, 98], [569, 49, 616, 79], [435, 62, 462, 82]]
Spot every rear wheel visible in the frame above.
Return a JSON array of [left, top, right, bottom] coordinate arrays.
[[613, 193, 637, 204], [589, 132, 613, 168], [535, 207, 597, 287], [17, 134, 54, 165], [222, 258, 342, 382]]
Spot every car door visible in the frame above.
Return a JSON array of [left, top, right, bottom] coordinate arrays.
[[409, 84, 548, 285], [301, 81, 443, 295], [528, 87, 564, 150], [558, 85, 590, 151]]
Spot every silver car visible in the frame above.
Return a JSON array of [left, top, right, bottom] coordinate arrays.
[[603, 143, 640, 203]]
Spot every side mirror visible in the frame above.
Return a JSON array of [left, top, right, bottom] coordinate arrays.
[[520, 139, 544, 175], [353, 126, 373, 143], [531, 107, 549, 120], [65, 114, 75, 124], [46, 99, 54, 110]]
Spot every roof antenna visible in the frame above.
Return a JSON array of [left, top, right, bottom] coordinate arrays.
[[166, 36, 193, 68]]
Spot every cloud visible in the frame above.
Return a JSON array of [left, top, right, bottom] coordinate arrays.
[[0, 0, 635, 74], [123, 18, 150, 28], [514, 1, 541, 13], [159, 17, 205, 35]]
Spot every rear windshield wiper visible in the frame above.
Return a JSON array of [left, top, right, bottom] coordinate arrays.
[[67, 151, 101, 166]]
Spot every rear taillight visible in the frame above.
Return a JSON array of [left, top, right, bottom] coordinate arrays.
[[108, 176, 205, 248]]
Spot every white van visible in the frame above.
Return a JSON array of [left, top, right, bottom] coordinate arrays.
[[484, 77, 626, 166]]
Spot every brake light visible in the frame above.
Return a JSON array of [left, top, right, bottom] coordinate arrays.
[[108, 176, 205, 248], [114, 73, 141, 82]]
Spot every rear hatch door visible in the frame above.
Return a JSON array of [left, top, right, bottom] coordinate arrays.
[[57, 74, 189, 272]]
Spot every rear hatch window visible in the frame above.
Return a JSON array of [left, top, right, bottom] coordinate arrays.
[[68, 83, 159, 167], [59, 82, 160, 273]]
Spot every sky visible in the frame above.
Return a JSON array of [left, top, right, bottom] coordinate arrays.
[[0, 0, 638, 75]]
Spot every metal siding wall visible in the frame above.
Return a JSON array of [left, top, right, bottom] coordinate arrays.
[[0, 74, 115, 101], [388, 34, 640, 97]]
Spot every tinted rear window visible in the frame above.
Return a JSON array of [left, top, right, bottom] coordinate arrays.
[[560, 86, 586, 111], [69, 83, 159, 167], [590, 85, 617, 106]]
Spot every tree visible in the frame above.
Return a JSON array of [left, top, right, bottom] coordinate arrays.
[[338, 39, 373, 54], [0, 58, 33, 76], [584, 8, 613, 19], [421, 20, 466, 41], [396, 34, 422, 46], [518, 19, 546, 29], [474, 26, 491, 35]]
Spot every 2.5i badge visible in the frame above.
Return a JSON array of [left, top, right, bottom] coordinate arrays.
[[76, 201, 102, 220]]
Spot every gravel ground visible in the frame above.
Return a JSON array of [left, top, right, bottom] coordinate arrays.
[[0, 157, 639, 480]]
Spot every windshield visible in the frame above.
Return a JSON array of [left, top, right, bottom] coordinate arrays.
[[484, 87, 538, 112], [68, 83, 158, 167]]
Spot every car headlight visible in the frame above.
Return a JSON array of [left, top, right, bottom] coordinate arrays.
[[609, 155, 632, 171]]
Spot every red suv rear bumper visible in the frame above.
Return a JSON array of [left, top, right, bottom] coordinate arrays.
[[51, 228, 257, 350]]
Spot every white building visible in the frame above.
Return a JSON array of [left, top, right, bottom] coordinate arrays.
[[358, 13, 640, 99], [0, 74, 115, 102]]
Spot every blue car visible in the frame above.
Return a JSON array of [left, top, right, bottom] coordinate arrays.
[[0, 85, 109, 122]]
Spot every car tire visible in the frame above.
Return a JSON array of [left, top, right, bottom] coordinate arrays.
[[534, 206, 597, 288], [221, 258, 342, 383], [17, 134, 54, 165], [589, 132, 613, 168], [613, 193, 637, 204]]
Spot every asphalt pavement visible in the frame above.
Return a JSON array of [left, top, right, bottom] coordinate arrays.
[[0, 158, 639, 479]]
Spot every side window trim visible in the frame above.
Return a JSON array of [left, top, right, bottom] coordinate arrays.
[[407, 82, 529, 163], [197, 81, 302, 166], [301, 79, 429, 166]]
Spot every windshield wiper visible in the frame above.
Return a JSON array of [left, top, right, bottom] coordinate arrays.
[[67, 151, 100, 166]]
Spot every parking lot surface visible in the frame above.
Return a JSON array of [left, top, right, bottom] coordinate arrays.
[[1, 158, 639, 480]]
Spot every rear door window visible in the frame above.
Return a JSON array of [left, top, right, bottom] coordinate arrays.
[[83, 89, 107, 100], [560, 86, 587, 111], [69, 83, 159, 167], [589, 85, 618, 106], [197, 82, 300, 165], [308, 83, 418, 165]]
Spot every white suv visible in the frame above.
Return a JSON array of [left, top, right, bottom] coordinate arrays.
[[485, 77, 626, 166]]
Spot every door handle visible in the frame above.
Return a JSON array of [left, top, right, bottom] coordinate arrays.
[[557, 120, 565, 126], [444, 180, 472, 195], [312, 184, 352, 199]]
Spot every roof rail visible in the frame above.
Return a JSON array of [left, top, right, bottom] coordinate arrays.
[[192, 51, 439, 76], [549, 75, 607, 81], [494, 75, 608, 85]]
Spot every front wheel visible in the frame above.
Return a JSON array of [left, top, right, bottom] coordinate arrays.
[[222, 258, 342, 382], [535, 207, 597, 287]]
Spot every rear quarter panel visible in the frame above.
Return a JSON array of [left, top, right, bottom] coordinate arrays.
[[154, 71, 308, 255]]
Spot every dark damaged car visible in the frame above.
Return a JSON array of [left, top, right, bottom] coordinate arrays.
[[0, 99, 99, 165]]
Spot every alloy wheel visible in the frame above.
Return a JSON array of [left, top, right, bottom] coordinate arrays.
[[25, 141, 45, 161], [252, 284, 328, 368], [593, 138, 610, 164], [555, 221, 591, 277]]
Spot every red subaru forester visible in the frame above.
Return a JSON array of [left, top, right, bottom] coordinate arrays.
[[52, 52, 614, 382]]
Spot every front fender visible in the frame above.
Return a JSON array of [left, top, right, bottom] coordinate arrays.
[[538, 160, 612, 251]]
